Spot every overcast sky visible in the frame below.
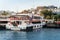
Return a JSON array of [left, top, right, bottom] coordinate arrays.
[[0, 0, 59, 12]]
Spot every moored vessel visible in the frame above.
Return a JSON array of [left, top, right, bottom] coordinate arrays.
[[5, 13, 46, 31]]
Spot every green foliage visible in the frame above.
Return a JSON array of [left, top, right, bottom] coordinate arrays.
[[41, 9, 54, 19], [51, 13, 60, 21], [1, 11, 9, 16]]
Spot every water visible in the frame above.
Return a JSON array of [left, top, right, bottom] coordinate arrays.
[[0, 28, 60, 40]]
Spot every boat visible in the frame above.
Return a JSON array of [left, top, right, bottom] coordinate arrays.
[[0, 15, 10, 30], [6, 13, 46, 31]]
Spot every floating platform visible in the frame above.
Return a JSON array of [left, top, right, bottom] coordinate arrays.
[[43, 23, 60, 28]]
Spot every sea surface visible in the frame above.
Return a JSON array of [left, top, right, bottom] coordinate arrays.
[[0, 28, 60, 40]]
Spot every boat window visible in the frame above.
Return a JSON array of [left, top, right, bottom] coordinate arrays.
[[25, 21, 30, 24], [0, 21, 8, 24], [12, 22, 17, 26], [0, 17, 8, 19], [33, 16, 41, 19], [19, 21, 22, 24], [32, 21, 41, 24], [19, 15, 30, 20], [16, 21, 19, 24]]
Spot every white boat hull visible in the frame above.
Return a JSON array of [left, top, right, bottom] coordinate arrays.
[[6, 23, 44, 31], [10, 27, 20, 30]]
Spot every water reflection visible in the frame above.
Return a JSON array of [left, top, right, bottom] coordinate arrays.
[[0, 29, 42, 40], [0, 31, 28, 40], [0, 29, 60, 40]]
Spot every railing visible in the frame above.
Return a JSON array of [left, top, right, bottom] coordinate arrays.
[[0, 19, 10, 21], [0, 23, 6, 25]]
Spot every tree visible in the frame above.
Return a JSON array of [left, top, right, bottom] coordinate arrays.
[[1, 11, 9, 16], [40, 9, 53, 19], [52, 13, 60, 21], [56, 14, 60, 21]]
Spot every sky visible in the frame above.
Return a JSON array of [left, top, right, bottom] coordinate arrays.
[[0, 0, 60, 12]]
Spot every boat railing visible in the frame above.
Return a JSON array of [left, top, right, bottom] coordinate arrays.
[[0, 23, 7, 25], [27, 23, 42, 27], [0, 19, 10, 21]]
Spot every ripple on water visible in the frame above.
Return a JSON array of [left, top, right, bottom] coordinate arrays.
[[0, 29, 60, 40]]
